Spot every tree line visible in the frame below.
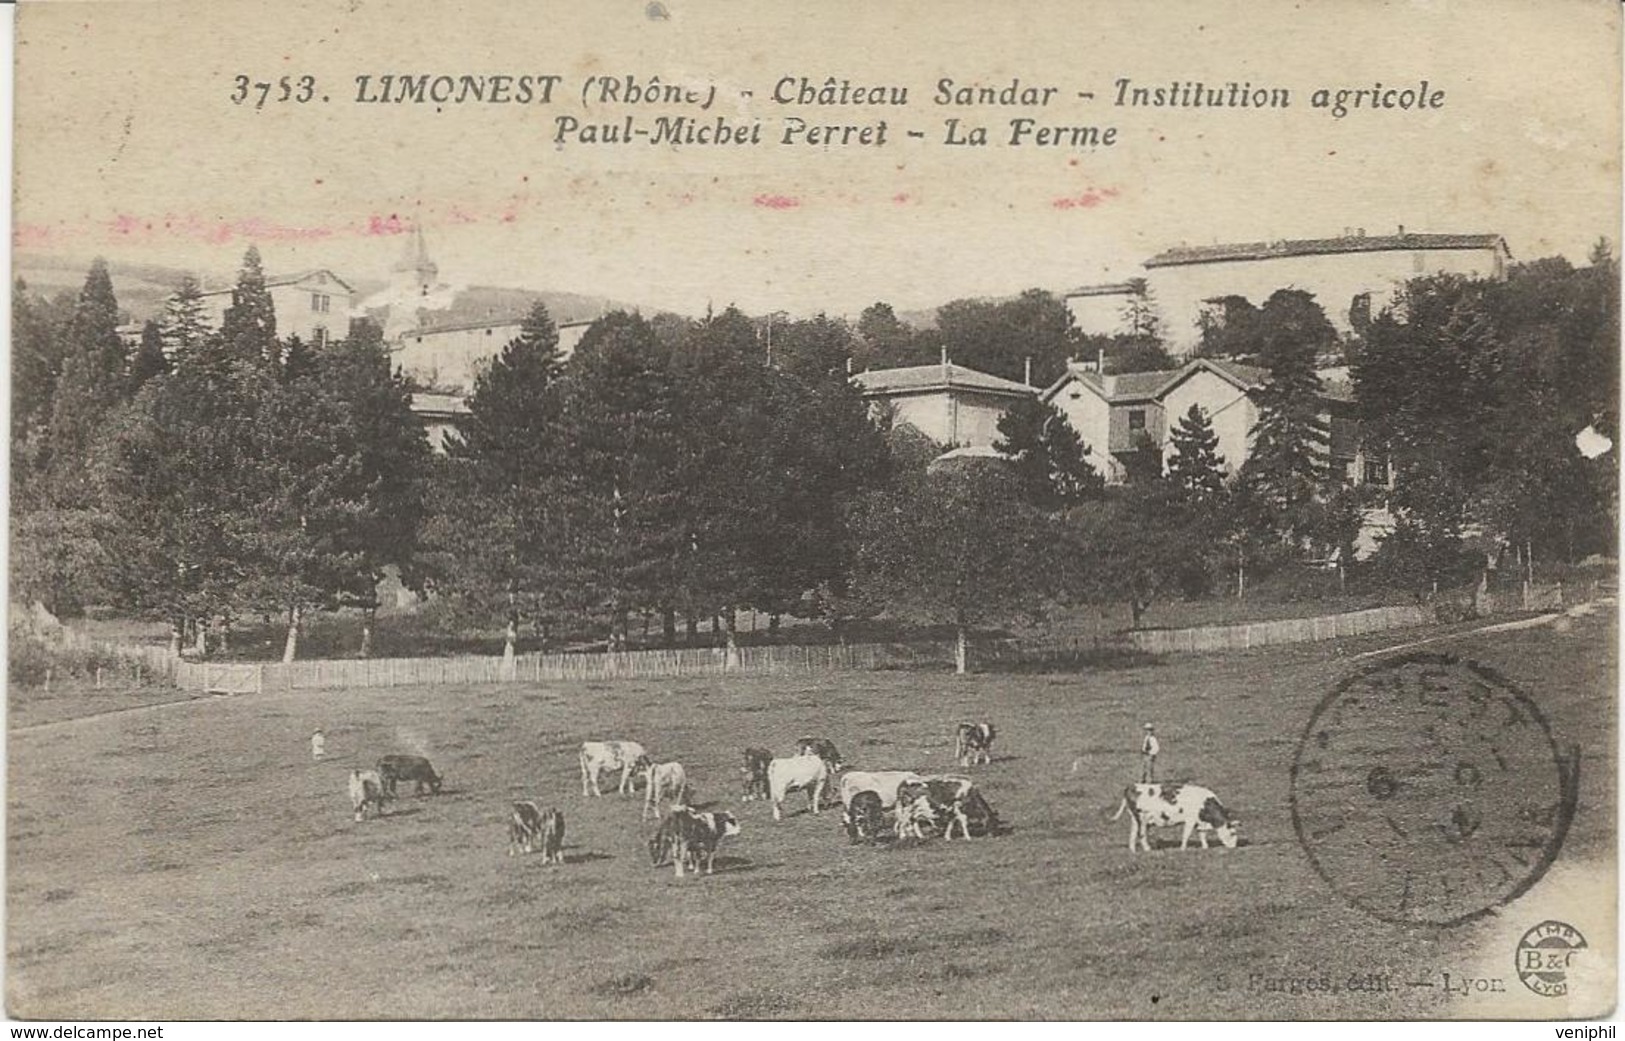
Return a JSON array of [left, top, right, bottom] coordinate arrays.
[[11, 243, 1617, 668]]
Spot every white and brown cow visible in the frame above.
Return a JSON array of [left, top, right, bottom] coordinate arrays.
[[648, 807, 741, 878], [955, 722, 996, 766], [894, 775, 999, 840], [348, 769, 386, 822], [509, 801, 566, 863], [844, 789, 889, 844], [1110, 782, 1240, 853], [640, 760, 688, 820], [837, 770, 923, 812], [579, 740, 647, 797], [767, 754, 829, 821]]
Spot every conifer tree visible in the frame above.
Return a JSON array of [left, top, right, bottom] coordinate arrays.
[[1166, 403, 1226, 501], [161, 274, 213, 362], [129, 320, 170, 390], [220, 245, 278, 367], [993, 396, 1104, 509]]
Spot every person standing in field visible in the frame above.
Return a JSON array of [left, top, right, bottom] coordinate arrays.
[[1140, 723, 1159, 783], [311, 729, 326, 761]]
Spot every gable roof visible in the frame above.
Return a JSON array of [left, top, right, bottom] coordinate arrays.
[[199, 268, 355, 296], [1145, 233, 1509, 269], [853, 362, 1036, 398], [1041, 356, 1269, 406]]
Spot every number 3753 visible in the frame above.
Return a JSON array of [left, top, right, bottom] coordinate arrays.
[[230, 75, 318, 109]]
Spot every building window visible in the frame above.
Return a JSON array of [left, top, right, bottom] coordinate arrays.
[[1128, 409, 1146, 431], [1364, 454, 1388, 486], [314, 325, 329, 348], [311, 293, 331, 313]]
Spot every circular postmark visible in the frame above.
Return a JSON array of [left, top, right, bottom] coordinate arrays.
[[1516, 920, 1588, 996], [1290, 653, 1576, 927]]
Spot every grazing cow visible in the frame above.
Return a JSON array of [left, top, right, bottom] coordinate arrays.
[[894, 776, 999, 840], [508, 803, 565, 862], [579, 740, 647, 797], [767, 754, 829, 821], [377, 754, 443, 798], [1110, 782, 1240, 853], [955, 722, 996, 766], [648, 807, 741, 878], [641, 760, 688, 820], [843, 789, 888, 844], [740, 747, 773, 802], [796, 736, 844, 772], [837, 770, 923, 811], [348, 769, 386, 822]]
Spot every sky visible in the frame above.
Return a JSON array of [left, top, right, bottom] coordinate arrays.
[[12, 0, 1622, 318]]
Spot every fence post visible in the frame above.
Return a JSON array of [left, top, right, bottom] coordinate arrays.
[[257, 665, 265, 694]]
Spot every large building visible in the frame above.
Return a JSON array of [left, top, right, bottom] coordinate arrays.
[[199, 268, 354, 347], [1064, 229, 1511, 354], [853, 357, 1037, 450], [395, 316, 593, 393]]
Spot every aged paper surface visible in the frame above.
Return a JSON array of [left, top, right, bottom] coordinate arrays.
[[8, 0, 1620, 1024]]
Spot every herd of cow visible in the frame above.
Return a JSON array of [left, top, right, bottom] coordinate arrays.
[[344, 718, 1243, 880]]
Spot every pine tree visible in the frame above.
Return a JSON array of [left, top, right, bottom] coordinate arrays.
[[1240, 323, 1327, 545], [1166, 403, 1226, 501], [128, 320, 170, 391], [162, 274, 213, 363], [993, 396, 1103, 509], [43, 260, 128, 498], [430, 301, 567, 663], [220, 245, 278, 367], [280, 335, 317, 384], [71, 258, 127, 391]]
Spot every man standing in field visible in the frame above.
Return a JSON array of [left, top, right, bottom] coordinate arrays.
[[311, 729, 326, 761], [1140, 723, 1159, 782]]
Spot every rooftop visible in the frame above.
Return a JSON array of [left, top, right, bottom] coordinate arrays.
[[199, 268, 354, 295], [1063, 281, 1143, 299], [1145, 232, 1508, 269], [409, 392, 471, 416], [853, 362, 1037, 397], [1050, 356, 1269, 403]]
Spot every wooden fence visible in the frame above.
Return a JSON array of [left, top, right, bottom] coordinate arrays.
[[49, 579, 1599, 692]]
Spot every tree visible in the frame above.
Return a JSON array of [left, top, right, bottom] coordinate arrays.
[[1060, 481, 1207, 626], [430, 301, 568, 664], [129, 320, 169, 391], [161, 274, 213, 363], [44, 260, 129, 500], [555, 311, 684, 649], [1196, 295, 1262, 358], [993, 396, 1103, 509], [1166, 403, 1226, 502], [856, 302, 923, 370], [1239, 295, 1329, 546], [935, 289, 1079, 387], [850, 466, 1054, 673], [219, 245, 278, 367]]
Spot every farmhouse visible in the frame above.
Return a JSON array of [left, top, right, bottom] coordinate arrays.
[[198, 268, 354, 347], [853, 356, 1037, 450], [1141, 229, 1510, 353], [1041, 357, 1266, 485]]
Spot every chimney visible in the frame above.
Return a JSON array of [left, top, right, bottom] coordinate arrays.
[[940, 345, 950, 379], [1356, 227, 1366, 237], [1097, 346, 1105, 374], [1024, 356, 1032, 387], [1397, 224, 1406, 236], [845, 356, 853, 376]]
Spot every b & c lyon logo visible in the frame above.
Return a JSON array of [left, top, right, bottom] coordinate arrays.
[[1516, 920, 1587, 997]]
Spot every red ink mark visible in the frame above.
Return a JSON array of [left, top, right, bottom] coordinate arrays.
[[892, 192, 910, 204], [1051, 187, 1120, 210], [1068, 159, 1079, 167], [753, 194, 799, 210], [365, 213, 407, 236], [13, 223, 55, 249], [314, 178, 325, 185]]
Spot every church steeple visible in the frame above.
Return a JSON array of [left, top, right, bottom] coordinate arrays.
[[391, 225, 439, 298]]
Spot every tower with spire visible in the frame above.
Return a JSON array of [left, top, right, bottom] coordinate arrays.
[[392, 225, 440, 300]]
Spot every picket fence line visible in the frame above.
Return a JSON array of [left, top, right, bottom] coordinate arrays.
[[48, 579, 1597, 693]]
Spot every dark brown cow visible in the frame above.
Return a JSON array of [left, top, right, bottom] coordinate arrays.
[[377, 754, 442, 798]]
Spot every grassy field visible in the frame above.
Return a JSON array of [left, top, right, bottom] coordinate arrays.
[[7, 604, 1615, 1020]]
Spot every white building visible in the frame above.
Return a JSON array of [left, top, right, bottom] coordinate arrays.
[[198, 268, 354, 347], [1142, 229, 1510, 353], [394, 317, 592, 393], [853, 359, 1036, 450], [1062, 281, 1143, 338]]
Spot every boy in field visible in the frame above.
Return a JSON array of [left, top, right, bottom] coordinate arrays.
[[311, 729, 326, 761], [1140, 723, 1159, 783]]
